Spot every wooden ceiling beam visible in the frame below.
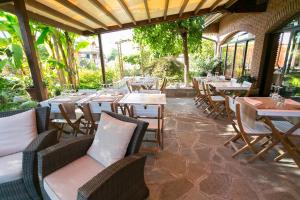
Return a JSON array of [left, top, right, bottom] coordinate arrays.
[[26, 0, 94, 32], [88, 0, 122, 28], [224, 0, 239, 8], [90, 7, 217, 35], [0, 3, 85, 34], [179, 0, 189, 17], [143, 0, 150, 22], [163, 0, 169, 20], [117, 0, 136, 25], [54, 0, 108, 29], [210, 0, 223, 11], [194, 0, 207, 14]]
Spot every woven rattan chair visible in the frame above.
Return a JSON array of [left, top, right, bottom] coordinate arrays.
[[38, 111, 149, 200], [0, 107, 58, 200]]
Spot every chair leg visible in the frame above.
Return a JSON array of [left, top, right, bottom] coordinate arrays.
[[248, 140, 279, 163], [224, 134, 241, 146], [232, 144, 250, 158], [274, 152, 287, 162]]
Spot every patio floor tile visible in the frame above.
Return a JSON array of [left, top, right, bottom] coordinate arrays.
[[145, 98, 300, 200]]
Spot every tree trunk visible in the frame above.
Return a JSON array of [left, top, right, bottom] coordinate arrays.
[[140, 44, 144, 76], [180, 31, 189, 87], [51, 35, 66, 86], [65, 32, 77, 89]]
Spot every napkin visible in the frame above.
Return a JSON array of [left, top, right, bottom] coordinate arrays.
[[244, 97, 263, 106]]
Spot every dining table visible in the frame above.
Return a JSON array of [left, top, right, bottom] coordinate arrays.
[[129, 77, 159, 90], [118, 93, 167, 105], [236, 97, 300, 167], [209, 81, 251, 92]]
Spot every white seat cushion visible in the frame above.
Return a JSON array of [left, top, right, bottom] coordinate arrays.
[[234, 120, 271, 134], [87, 112, 137, 167], [211, 96, 225, 102], [0, 152, 23, 184], [0, 109, 38, 157], [272, 120, 300, 136], [44, 155, 105, 200]]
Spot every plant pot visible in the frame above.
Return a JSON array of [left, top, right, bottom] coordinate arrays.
[[26, 87, 48, 101]]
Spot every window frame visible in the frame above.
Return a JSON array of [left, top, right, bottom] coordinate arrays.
[[221, 32, 255, 78]]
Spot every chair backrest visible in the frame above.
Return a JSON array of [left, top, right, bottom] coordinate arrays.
[[225, 96, 236, 122], [205, 83, 216, 105], [202, 81, 208, 96], [102, 111, 149, 156], [0, 107, 50, 134], [126, 81, 132, 93], [57, 103, 77, 120], [131, 85, 141, 92], [192, 79, 201, 95], [131, 104, 160, 118], [160, 78, 167, 92], [235, 103, 255, 143]]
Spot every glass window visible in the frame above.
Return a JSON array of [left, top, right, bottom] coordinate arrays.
[[281, 31, 300, 99], [225, 44, 235, 78], [244, 40, 254, 75], [271, 14, 300, 100], [221, 45, 227, 65], [233, 42, 246, 77], [275, 32, 291, 69], [221, 32, 255, 78]]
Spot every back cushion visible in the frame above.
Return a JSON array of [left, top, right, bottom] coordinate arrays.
[[0, 109, 38, 156], [87, 112, 137, 167]]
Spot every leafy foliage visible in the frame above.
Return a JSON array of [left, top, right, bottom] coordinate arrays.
[[133, 17, 204, 57], [145, 57, 184, 82]]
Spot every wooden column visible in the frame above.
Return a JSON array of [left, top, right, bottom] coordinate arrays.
[[13, 0, 46, 101], [98, 33, 106, 84]]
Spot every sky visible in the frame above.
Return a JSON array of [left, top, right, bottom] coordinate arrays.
[[78, 29, 138, 58]]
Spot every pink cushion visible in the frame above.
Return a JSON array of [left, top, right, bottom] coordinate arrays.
[[87, 112, 137, 167], [44, 155, 105, 200], [0, 109, 38, 156]]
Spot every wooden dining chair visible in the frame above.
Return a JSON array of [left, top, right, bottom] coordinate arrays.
[[204, 83, 225, 118], [261, 118, 300, 167], [80, 102, 115, 135], [160, 78, 167, 93], [139, 78, 167, 94], [192, 78, 208, 107], [126, 81, 132, 93], [50, 103, 85, 139], [130, 104, 164, 150], [232, 103, 272, 162], [224, 96, 242, 147]]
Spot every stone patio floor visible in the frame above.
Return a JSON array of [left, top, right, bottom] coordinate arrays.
[[144, 98, 300, 200]]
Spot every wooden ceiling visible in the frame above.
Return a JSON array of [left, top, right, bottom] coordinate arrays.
[[0, 0, 264, 35]]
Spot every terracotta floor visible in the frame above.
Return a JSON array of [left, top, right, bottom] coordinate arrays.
[[144, 98, 300, 200]]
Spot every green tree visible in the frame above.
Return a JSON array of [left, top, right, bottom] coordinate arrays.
[[145, 57, 184, 82], [133, 17, 204, 85], [107, 48, 118, 62]]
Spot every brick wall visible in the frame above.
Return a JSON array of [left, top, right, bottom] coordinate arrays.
[[217, 0, 300, 82]]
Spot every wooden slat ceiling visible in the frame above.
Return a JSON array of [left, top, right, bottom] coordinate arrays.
[[0, 0, 235, 35]]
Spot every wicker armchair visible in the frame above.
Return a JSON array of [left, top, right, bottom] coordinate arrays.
[[38, 111, 149, 200], [0, 107, 58, 200]]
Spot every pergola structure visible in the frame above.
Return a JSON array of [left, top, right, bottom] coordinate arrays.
[[0, 0, 268, 101]]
